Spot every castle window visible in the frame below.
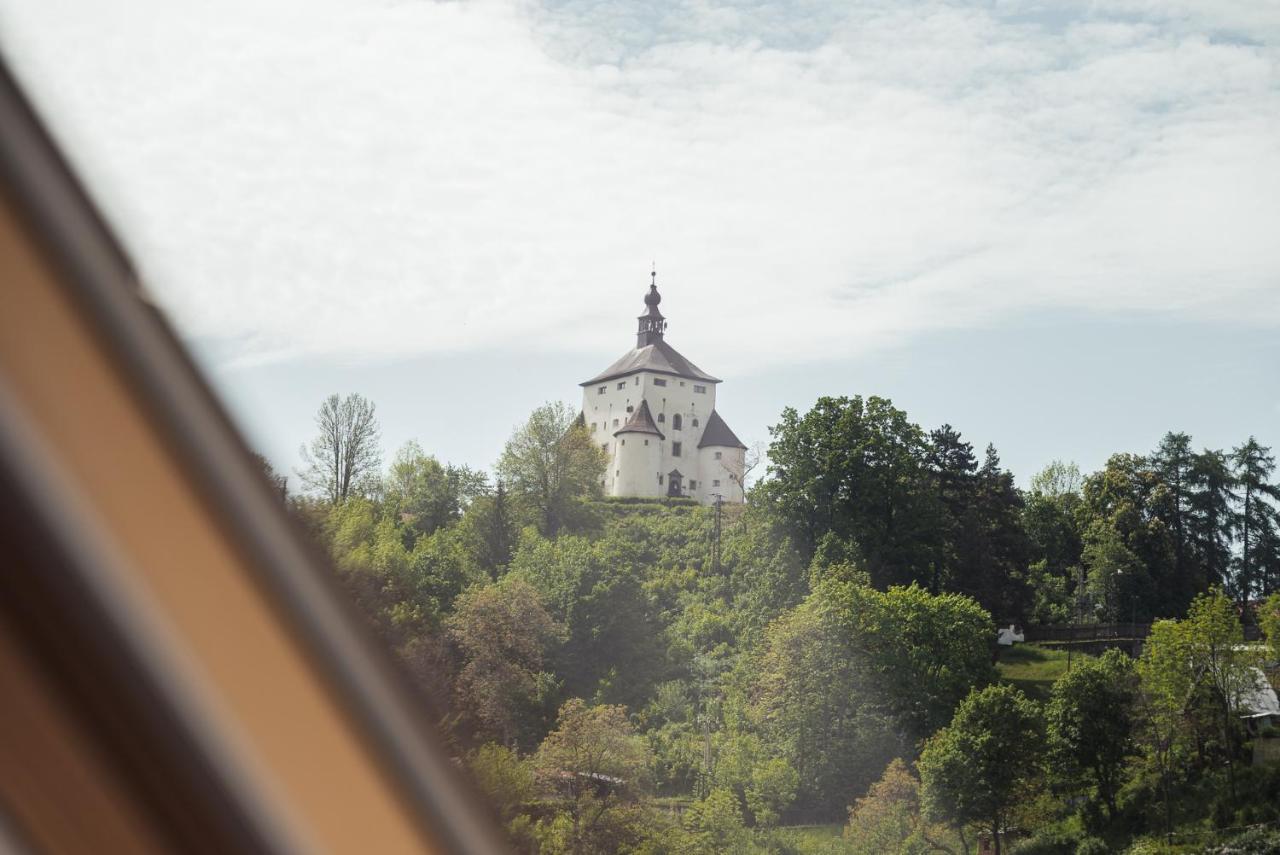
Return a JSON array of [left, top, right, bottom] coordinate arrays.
[[653, 378, 667, 387], [693, 385, 707, 394], [621, 439, 626, 446], [601, 443, 608, 451], [598, 386, 606, 394], [634, 377, 639, 386], [626, 405, 633, 413], [657, 413, 665, 423], [617, 381, 626, 390], [713, 479, 721, 487], [658, 474, 663, 485], [672, 442, 682, 457], [692, 418, 699, 427], [644, 439, 649, 446], [613, 418, 619, 427], [714, 451, 722, 460], [689, 480, 697, 490], [672, 414, 682, 430]]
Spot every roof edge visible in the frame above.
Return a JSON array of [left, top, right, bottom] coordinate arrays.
[[579, 367, 723, 387]]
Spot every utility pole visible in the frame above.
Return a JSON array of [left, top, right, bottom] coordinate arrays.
[[1068, 565, 1085, 673], [712, 493, 723, 575]]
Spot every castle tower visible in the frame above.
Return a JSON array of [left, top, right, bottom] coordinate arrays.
[[580, 272, 747, 504]]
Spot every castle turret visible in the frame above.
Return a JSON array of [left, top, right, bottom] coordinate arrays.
[[612, 399, 664, 497]]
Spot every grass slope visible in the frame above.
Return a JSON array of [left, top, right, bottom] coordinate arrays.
[[995, 643, 1083, 702]]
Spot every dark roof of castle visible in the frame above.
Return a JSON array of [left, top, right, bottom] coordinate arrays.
[[581, 339, 721, 386], [613, 399, 665, 439], [697, 410, 747, 450]]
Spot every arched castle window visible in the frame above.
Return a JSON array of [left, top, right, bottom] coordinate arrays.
[[672, 414, 682, 430], [657, 413, 665, 423], [692, 418, 699, 427]]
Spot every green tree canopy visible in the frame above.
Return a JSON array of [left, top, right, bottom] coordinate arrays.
[[919, 684, 1043, 855], [384, 440, 486, 541], [498, 402, 607, 536], [1046, 648, 1137, 819], [760, 395, 941, 588], [447, 577, 566, 748]]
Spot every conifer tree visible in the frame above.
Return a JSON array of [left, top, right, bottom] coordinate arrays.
[[1187, 448, 1236, 590], [1151, 432, 1198, 605], [1230, 438, 1280, 607]]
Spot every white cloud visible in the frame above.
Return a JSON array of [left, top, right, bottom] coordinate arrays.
[[1, 0, 1277, 372]]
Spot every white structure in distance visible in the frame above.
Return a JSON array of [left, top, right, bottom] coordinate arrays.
[[579, 273, 747, 505]]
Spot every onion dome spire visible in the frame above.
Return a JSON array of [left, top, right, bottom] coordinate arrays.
[[637, 266, 667, 347]]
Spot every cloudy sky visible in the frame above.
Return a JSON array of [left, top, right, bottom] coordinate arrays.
[[2, 0, 1277, 484]]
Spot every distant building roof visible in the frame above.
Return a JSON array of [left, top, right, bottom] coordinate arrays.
[[1242, 667, 1280, 719], [614, 399, 665, 439], [580, 339, 721, 386], [697, 410, 747, 450]]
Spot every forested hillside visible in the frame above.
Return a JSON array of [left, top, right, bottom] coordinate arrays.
[[269, 393, 1280, 854]]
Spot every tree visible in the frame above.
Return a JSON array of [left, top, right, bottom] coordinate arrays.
[[1046, 649, 1137, 819], [298, 393, 381, 503], [534, 699, 652, 855], [447, 577, 565, 748], [384, 441, 486, 541], [1180, 589, 1261, 800], [1150, 433, 1201, 598], [751, 591, 897, 818], [1135, 615, 1194, 838], [832, 580, 997, 740], [466, 743, 535, 822], [964, 445, 1032, 620], [845, 758, 957, 855], [682, 787, 748, 853], [928, 424, 979, 585], [509, 533, 667, 709], [1030, 460, 1083, 498], [1231, 438, 1280, 607], [498, 402, 606, 537], [1024, 462, 1085, 625], [1081, 521, 1148, 623], [1260, 592, 1280, 663], [1187, 448, 1236, 591], [1078, 454, 1174, 620], [458, 479, 520, 580], [761, 395, 941, 588], [1137, 589, 1261, 820], [919, 684, 1043, 855], [744, 757, 798, 829]]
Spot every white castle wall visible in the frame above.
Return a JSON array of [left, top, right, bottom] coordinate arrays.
[[581, 371, 724, 501], [694, 445, 746, 504]]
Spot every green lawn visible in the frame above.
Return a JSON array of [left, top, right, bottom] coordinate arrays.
[[757, 824, 842, 853], [995, 643, 1085, 701]]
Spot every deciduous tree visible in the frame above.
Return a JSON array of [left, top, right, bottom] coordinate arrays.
[[384, 441, 486, 541], [1046, 648, 1137, 819], [498, 402, 606, 536], [534, 699, 651, 854], [298, 393, 381, 503], [919, 684, 1043, 855], [448, 577, 565, 748]]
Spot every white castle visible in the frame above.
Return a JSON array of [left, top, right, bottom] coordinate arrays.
[[580, 273, 747, 505]]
